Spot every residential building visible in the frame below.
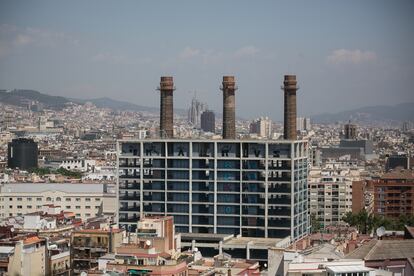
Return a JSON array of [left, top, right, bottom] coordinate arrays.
[[117, 139, 309, 241], [346, 239, 414, 275], [373, 169, 414, 218], [249, 117, 272, 138], [296, 117, 311, 132], [71, 228, 124, 275], [309, 161, 364, 227], [59, 159, 96, 172], [0, 236, 47, 276]]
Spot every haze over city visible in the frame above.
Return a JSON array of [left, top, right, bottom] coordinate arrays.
[[1, 0, 413, 120]]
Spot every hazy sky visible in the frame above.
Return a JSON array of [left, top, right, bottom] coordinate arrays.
[[0, 1, 413, 120]]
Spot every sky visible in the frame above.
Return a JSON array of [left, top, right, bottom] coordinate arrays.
[[0, 0, 413, 120]]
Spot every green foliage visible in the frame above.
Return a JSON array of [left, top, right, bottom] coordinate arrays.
[[56, 167, 83, 178], [342, 210, 414, 233], [310, 213, 323, 233], [29, 167, 51, 175]]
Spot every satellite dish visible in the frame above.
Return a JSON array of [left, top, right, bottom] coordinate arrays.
[[145, 240, 151, 246], [376, 226, 385, 237]]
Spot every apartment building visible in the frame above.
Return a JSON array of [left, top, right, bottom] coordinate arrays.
[[0, 236, 47, 276], [0, 183, 116, 221], [309, 161, 364, 227], [71, 228, 124, 274], [373, 169, 414, 218], [117, 139, 309, 241]]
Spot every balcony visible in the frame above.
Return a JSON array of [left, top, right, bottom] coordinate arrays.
[[120, 184, 140, 190], [119, 194, 140, 201], [119, 205, 140, 212]]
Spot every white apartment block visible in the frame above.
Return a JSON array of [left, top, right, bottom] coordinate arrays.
[[0, 183, 116, 221], [309, 161, 364, 227], [59, 159, 96, 172]]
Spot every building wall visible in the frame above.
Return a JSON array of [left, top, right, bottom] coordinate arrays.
[[309, 162, 362, 227], [374, 179, 414, 218], [352, 180, 365, 214], [23, 242, 47, 276], [0, 184, 116, 221], [50, 251, 70, 275], [117, 139, 309, 240]]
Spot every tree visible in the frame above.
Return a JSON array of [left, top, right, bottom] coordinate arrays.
[[310, 213, 322, 233]]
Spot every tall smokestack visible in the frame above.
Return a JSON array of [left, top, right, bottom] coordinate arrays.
[[220, 76, 237, 139], [157, 76, 175, 138], [282, 75, 299, 140]]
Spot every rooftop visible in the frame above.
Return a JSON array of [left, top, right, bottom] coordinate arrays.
[[0, 183, 109, 193], [381, 169, 414, 181], [345, 239, 414, 260]]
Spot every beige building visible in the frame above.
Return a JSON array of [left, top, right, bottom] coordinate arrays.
[[0, 183, 116, 221], [71, 228, 124, 274], [309, 161, 365, 227], [0, 236, 47, 276]]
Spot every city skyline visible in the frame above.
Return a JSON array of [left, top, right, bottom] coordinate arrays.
[[0, 1, 413, 119]]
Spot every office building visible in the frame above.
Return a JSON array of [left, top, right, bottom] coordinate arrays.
[[117, 139, 309, 240], [7, 138, 38, 170], [0, 183, 116, 220], [385, 154, 410, 171], [200, 110, 215, 133], [117, 75, 309, 241]]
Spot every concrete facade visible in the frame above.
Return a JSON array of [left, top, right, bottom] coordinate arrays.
[[117, 139, 309, 241]]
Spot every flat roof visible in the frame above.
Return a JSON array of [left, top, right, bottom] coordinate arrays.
[[223, 237, 285, 248], [0, 183, 109, 194], [118, 138, 308, 144], [0, 246, 14, 254], [180, 233, 232, 241], [326, 265, 372, 273]]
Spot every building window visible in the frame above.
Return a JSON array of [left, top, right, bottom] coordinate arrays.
[[9, 205, 12, 209], [75, 206, 80, 209], [76, 198, 81, 202], [9, 198, 13, 201], [85, 206, 91, 209], [46, 197, 52, 201], [85, 198, 91, 202], [17, 198, 22, 201], [37, 198, 42, 201], [27, 205, 32, 209], [76, 213, 81, 217], [95, 198, 100, 201], [27, 198, 32, 201], [66, 198, 71, 202], [37, 205, 42, 209], [86, 213, 91, 217], [17, 205, 22, 209], [56, 197, 61, 201], [95, 206, 100, 209], [66, 206, 71, 209]]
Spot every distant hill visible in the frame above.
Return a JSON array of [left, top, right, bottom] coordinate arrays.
[[75, 97, 160, 113], [0, 89, 187, 115], [0, 89, 70, 109], [312, 102, 414, 123]]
